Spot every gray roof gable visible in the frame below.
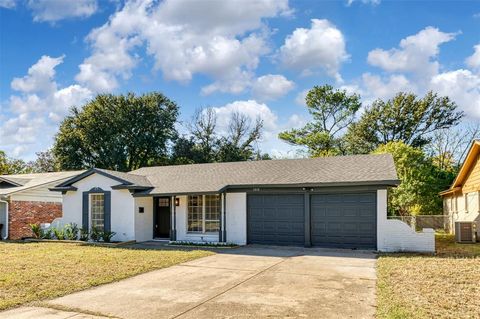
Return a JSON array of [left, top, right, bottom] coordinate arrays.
[[0, 171, 84, 196]]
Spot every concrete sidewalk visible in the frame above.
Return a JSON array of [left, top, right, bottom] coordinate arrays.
[[1, 246, 377, 319]]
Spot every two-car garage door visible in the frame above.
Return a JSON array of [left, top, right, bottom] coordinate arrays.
[[247, 192, 377, 249]]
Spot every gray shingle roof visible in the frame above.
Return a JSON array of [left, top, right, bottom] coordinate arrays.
[[0, 171, 85, 196], [94, 168, 152, 187], [131, 154, 398, 195]]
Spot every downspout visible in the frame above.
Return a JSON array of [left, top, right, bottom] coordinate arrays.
[[0, 198, 8, 240]]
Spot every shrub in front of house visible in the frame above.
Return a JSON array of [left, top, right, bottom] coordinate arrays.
[[29, 223, 117, 243], [63, 223, 79, 240]]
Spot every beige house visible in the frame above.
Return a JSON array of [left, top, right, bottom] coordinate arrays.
[[440, 140, 480, 237]]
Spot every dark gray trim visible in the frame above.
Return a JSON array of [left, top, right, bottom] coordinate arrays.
[[111, 184, 153, 191], [82, 192, 89, 230], [236, 185, 390, 194], [132, 183, 394, 198], [133, 190, 221, 197], [82, 187, 111, 232], [170, 196, 174, 241], [104, 191, 111, 232], [56, 168, 133, 188], [0, 177, 23, 187], [304, 193, 311, 247], [49, 186, 78, 192], [220, 180, 400, 192]]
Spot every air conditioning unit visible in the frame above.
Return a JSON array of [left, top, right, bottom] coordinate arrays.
[[455, 222, 476, 243]]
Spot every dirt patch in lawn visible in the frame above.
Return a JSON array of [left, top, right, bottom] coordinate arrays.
[[0, 242, 213, 310], [377, 234, 480, 319]]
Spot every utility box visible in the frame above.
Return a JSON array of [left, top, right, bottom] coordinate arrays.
[[455, 222, 476, 243]]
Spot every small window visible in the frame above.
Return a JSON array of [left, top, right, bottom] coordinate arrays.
[[159, 198, 170, 207], [90, 194, 105, 231], [465, 193, 476, 213]]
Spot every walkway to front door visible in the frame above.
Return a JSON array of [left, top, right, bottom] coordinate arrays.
[[154, 197, 171, 239], [12, 246, 377, 319]]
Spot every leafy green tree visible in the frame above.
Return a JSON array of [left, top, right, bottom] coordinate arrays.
[[28, 150, 60, 173], [0, 151, 31, 175], [279, 85, 361, 157], [374, 141, 454, 216], [345, 91, 463, 154], [53, 92, 179, 171]]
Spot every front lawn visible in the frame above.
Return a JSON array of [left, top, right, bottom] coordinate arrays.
[[377, 234, 480, 319], [0, 242, 213, 310]]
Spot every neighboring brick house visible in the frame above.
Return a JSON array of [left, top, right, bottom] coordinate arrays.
[[0, 171, 83, 239]]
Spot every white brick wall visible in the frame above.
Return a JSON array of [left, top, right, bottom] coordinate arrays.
[[377, 189, 435, 253]]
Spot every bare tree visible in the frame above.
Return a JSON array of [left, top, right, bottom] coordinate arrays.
[[427, 123, 480, 170], [227, 112, 263, 150], [187, 108, 218, 162]]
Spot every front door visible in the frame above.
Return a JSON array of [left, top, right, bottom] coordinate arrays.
[[155, 197, 171, 238]]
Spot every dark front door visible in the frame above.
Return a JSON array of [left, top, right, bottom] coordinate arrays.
[[155, 197, 171, 238]]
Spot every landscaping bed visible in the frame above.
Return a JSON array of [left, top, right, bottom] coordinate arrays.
[[377, 234, 480, 319], [0, 241, 213, 311]]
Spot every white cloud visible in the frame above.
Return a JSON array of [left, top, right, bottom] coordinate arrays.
[[346, 0, 381, 6], [76, 0, 290, 94], [361, 73, 415, 101], [278, 19, 348, 81], [0, 0, 16, 9], [11, 55, 64, 94], [430, 69, 480, 119], [466, 44, 480, 71], [27, 0, 98, 22], [367, 26, 457, 81], [1, 55, 93, 158], [211, 100, 278, 137], [295, 89, 309, 106], [210, 99, 307, 157], [350, 31, 480, 122], [251, 74, 295, 101]]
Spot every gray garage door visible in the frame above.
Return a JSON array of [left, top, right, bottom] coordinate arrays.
[[311, 192, 376, 249], [247, 194, 304, 245]]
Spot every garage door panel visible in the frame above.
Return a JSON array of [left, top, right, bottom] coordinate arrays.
[[248, 194, 304, 245], [311, 192, 376, 249]]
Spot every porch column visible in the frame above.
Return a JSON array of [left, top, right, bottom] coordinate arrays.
[[171, 196, 177, 241], [219, 193, 223, 242], [223, 192, 227, 242]]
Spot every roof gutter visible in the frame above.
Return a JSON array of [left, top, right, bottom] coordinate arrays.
[[132, 179, 401, 197]]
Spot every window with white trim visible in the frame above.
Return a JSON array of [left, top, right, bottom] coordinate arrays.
[[187, 194, 220, 233], [465, 192, 477, 213], [90, 194, 105, 230]]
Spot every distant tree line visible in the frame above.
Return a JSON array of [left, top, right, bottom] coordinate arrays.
[[1, 87, 477, 216]]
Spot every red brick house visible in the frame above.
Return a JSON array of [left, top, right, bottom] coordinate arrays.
[[0, 171, 82, 239]]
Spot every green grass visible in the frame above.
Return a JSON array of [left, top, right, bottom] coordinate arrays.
[[0, 241, 213, 310], [377, 234, 480, 319]]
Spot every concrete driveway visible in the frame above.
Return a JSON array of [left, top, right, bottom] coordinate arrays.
[[1, 246, 377, 319]]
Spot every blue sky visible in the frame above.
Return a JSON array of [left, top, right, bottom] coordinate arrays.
[[1, 0, 479, 160]]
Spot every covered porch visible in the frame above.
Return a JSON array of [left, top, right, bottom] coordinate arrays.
[[134, 192, 248, 244]]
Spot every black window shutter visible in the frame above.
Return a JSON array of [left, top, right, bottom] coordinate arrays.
[[82, 192, 89, 230], [104, 191, 111, 232]]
